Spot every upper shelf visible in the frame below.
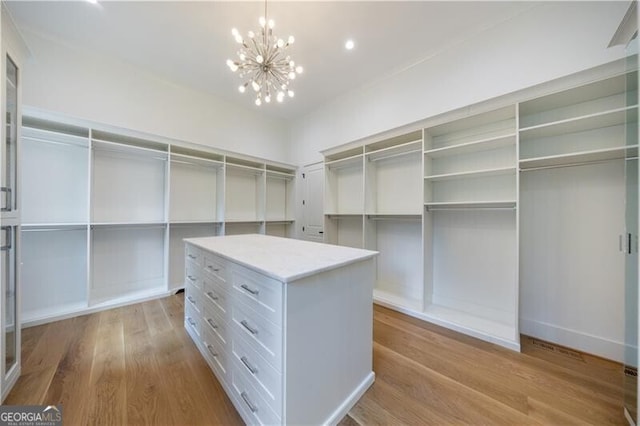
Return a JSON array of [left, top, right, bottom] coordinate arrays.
[[366, 139, 422, 162], [519, 106, 638, 141], [520, 145, 639, 170], [325, 153, 363, 170], [425, 166, 516, 181], [424, 133, 516, 158]]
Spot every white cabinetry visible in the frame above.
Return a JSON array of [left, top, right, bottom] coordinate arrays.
[[184, 234, 377, 425], [322, 64, 637, 359], [19, 111, 296, 326]]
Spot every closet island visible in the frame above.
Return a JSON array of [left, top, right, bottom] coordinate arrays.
[[183, 234, 378, 425]]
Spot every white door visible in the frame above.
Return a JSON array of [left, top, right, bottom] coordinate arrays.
[[301, 163, 324, 242]]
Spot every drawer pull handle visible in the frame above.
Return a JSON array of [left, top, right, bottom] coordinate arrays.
[[187, 317, 196, 327], [187, 296, 196, 304], [240, 284, 259, 296], [240, 356, 258, 375], [206, 318, 218, 329], [206, 291, 219, 301], [240, 320, 258, 335], [187, 275, 196, 282], [241, 391, 257, 413], [188, 254, 197, 260], [207, 265, 221, 272], [206, 344, 218, 357]]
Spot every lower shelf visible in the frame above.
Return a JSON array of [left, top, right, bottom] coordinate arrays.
[[373, 289, 422, 312], [23, 287, 173, 327], [22, 301, 88, 326], [373, 294, 520, 351]]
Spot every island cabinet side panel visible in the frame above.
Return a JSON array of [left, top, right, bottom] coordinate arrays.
[[284, 258, 375, 425]]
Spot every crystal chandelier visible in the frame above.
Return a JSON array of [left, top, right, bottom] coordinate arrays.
[[226, 1, 303, 106]]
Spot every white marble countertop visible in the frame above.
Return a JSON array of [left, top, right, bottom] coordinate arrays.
[[184, 234, 378, 283]]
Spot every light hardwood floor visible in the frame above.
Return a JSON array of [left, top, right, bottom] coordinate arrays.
[[7, 294, 626, 425]]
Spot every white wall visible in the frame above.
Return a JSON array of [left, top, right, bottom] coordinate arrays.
[[289, 2, 630, 165], [19, 29, 289, 164]]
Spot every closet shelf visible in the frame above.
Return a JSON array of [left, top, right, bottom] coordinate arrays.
[[519, 105, 638, 141], [90, 221, 167, 228], [22, 223, 87, 230], [92, 138, 169, 157], [365, 213, 422, 220], [422, 304, 518, 348], [22, 133, 89, 149], [266, 169, 295, 179], [366, 139, 422, 161], [170, 153, 224, 169], [424, 200, 516, 210], [424, 133, 516, 158], [325, 213, 364, 218], [325, 153, 363, 169], [519, 145, 639, 170], [424, 166, 516, 181], [169, 220, 222, 225], [225, 162, 265, 174]]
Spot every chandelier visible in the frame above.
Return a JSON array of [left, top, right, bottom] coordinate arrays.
[[226, 1, 303, 106]]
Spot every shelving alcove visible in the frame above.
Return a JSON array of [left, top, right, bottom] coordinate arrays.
[[19, 108, 297, 326], [322, 61, 638, 356]]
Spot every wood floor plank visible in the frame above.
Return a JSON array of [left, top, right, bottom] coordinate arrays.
[[22, 317, 78, 375], [349, 391, 407, 426], [86, 310, 127, 426], [142, 299, 173, 336], [359, 377, 454, 425], [42, 313, 100, 426], [124, 306, 177, 426]]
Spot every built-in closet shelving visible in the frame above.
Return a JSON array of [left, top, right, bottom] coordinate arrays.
[[423, 106, 519, 349], [19, 111, 296, 325], [265, 164, 296, 237], [90, 131, 169, 305], [168, 145, 224, 289], [323, 64, 638, 357], [324, 147, 365, 248], [323, 131, 426, 313], [21, 118, 90, 322]]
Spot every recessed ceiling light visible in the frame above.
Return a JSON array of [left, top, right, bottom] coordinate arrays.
[[345, 39, 355, 50], [86, 0, 99, 4]]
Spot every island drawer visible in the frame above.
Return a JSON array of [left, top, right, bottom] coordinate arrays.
[[204, 253, 227, 282], [185, 282, 201, 314], [202, 303, 229, 346], [202, 322, 229, 381], [185, 260, 202, 291], [232, 331, 282, 414], [185, 244, 203, 267], [230, 356, 281, 426], [202, 275, 229, 319], [185, 303, 201, 340], [231, 264, 283, 327], [231, 301, 282, 373]]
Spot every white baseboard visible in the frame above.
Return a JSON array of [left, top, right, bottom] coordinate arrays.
[[325, 372, 375, 425], [520, 317, 624, 362]]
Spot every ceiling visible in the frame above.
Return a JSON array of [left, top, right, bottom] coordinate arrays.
[[5, 1, 540, 120]]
